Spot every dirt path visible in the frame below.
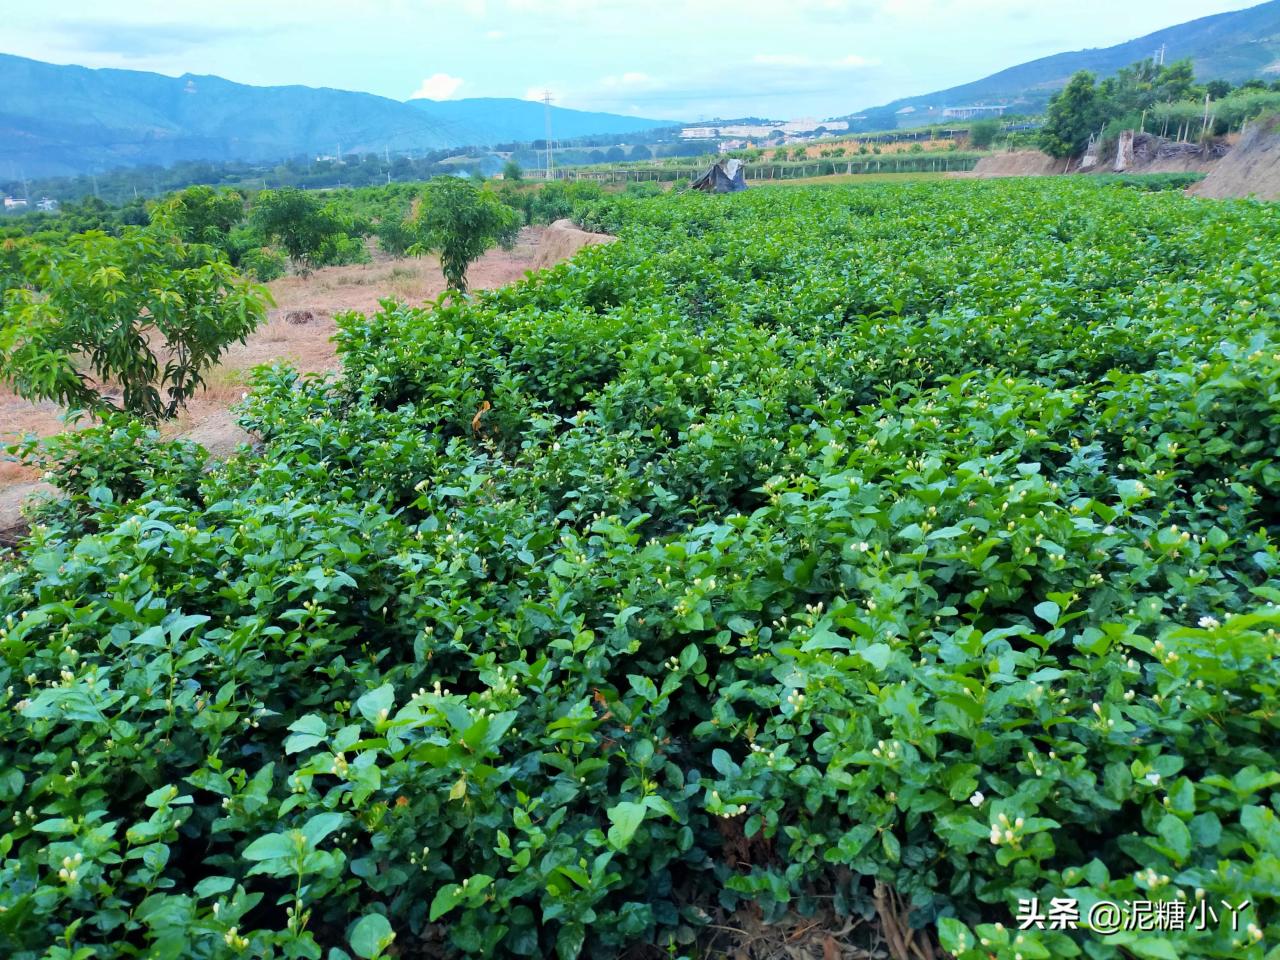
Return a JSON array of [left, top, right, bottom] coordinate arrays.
[[0, 227, 548, 528]]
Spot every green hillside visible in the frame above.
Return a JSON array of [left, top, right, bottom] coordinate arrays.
[[850, 0, 1280, 129], [0, 54, 674, 179]]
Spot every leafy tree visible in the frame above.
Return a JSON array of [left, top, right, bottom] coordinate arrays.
[[629, 144, 654, 161], [968, 118, 1000, 150], [1038, 71, 1104, 158], [1153, 59, 1197, 104], [149, 185, 245, 248], [604, 146, 627, 163], [1205, 79, 1232, 100], [0, 229, 268, 419], [55, 196, 117, 235], [502, 159, 523, 182], [1, 238, 23, 313], [250, 187, 347, 272], [407, 177, 519, 292]]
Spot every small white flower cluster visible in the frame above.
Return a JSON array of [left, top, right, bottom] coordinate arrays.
[[414, 680, 453, 700], [223, 926, 249, 949], [784, 690, 806, 710], [408, 844, 431, 868], [871, 740, 900, 761], [709, 790, 746, 819], [749, 742, 780, 769], [1091, 702, 1115, 729], [58, 852, 83, 883], [989, 812, 1023, 846], [1135, 866, 1170, 889], [481, 664, 520, 699]]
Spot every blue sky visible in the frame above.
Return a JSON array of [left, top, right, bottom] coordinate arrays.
[[3, 1, 1258, 120]]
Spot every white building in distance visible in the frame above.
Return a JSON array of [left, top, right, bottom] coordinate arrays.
[[682, 118, 849, 140]]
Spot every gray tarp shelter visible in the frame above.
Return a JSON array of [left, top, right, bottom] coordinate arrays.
[[690, 158, 747, 193]]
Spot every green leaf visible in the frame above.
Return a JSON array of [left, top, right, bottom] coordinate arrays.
[[607, 801, 647, 851], [1127, 939, 1180, 960], [285, 732, 326, 755], [936, 917, 974, 954], [193, 876, 235, 898], [1157, 814, 1191, 863], [356, 684, 395, 726], [168, 613, 210, 641], [1033, 601, 1060, 626], [859, 643, 892, 671], [349, 913, 395, 959], [881, 830, 901, 863], [242, 832, 297, 862], [301, 812, 345, 847], [429, 884, 464, 922], [449, 776, 468, 801], [627, 675, 658, 702], [289, 714, 328, 737]]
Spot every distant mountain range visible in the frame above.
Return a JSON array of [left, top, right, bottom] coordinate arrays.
[[849, 0, 1280, 130], [0, 54, 676, 178]]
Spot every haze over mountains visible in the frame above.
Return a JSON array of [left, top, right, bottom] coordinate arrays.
[[3, 1, 1279, 179], [0, 54, 674, 178], [851, 0, 1280, 129]]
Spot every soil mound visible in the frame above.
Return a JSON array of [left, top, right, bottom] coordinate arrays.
[[954, 151, 1066, 178], [1192, 115, 1280, 200], [532, 219, 615, 270]]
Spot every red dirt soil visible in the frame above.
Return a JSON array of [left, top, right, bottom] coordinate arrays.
[[0, 227, 551, 526]]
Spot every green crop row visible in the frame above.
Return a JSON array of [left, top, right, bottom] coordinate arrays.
[[2, 179, 1279, 959]]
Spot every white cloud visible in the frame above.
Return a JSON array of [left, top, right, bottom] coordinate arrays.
[[485, 29, 505, 39], [753, 53, 878, 69], [410, 72, 464, 100], [754, 53, 813, 67], [599, 71, 654, 89]]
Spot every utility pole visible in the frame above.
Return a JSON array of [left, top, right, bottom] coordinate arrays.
[[542, 90, 555, 181]]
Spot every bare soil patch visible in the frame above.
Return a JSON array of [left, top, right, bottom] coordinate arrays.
[[1, 226, 557, 526], [951, 150, 1067, 178], [1191, 115, 1280, 200]]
